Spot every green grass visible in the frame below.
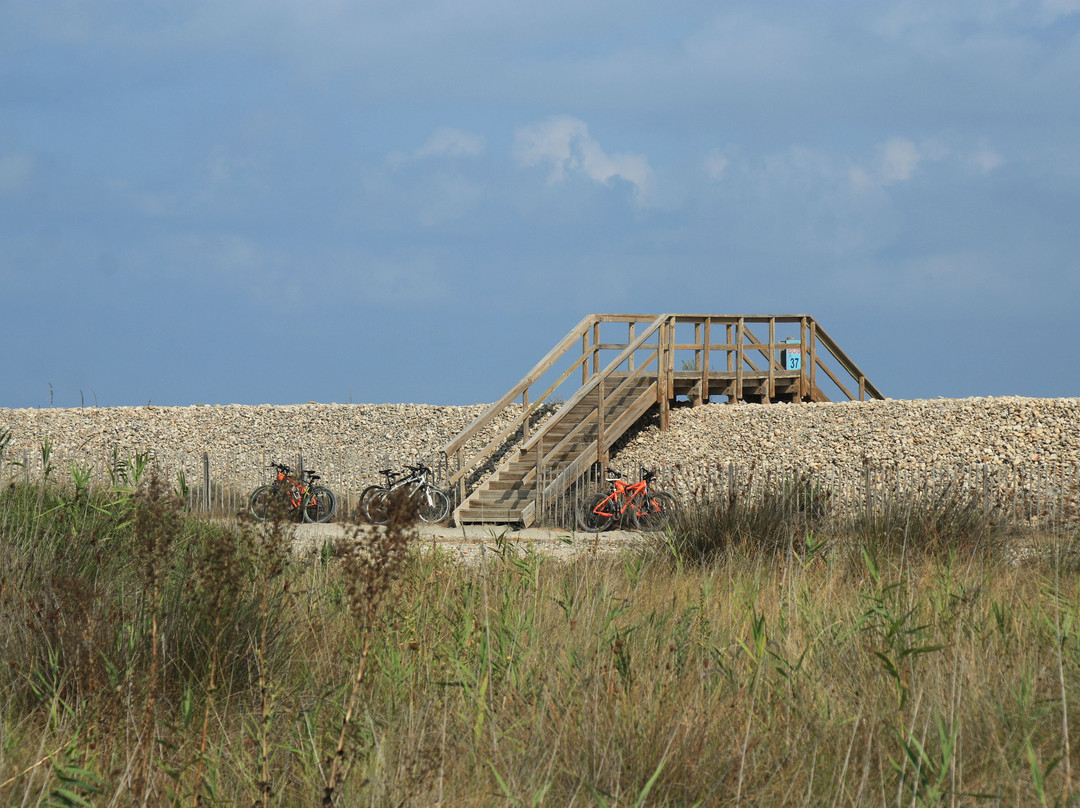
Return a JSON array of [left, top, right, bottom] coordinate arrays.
[[1, 475, 1078, 806]]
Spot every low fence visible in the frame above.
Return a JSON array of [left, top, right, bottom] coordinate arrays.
[[4, 442, 1078, 534], [536, 461, 1080, 535], [1, 444, 450, 521]]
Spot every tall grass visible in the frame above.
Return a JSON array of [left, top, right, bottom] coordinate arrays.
[[666, 471, 1015, 564], [1, 473, 1078, 805]]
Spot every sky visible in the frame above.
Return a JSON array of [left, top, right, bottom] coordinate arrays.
[[1, 0, 1079, 409]]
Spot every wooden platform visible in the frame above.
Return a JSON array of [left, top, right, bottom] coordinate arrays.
[[442, 314, 881, 525]]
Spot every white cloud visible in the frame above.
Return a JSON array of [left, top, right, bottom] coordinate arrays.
[[878, 137, 924, 184], [513, 115, 653, 201], [969, 145, 1004, 174], [388, 126, 485, 166], [415, 126, 485, 159], [848, 135, 1003, 189], [704, 150, 729, 180], [1037, 0, 1080, 23], [849, 136, 951, 190]]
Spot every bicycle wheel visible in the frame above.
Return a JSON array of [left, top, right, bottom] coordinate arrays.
[[635, 491, 679, 532], [304, 486, 337, 523], [577, 492, 614, 533], [416, 486, 450, 523], [249, 485, 280, 521], [365, 488, 391, 525], [356, 485, 383, 522]]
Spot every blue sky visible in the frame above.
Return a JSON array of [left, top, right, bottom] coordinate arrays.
[[2, 1, 1078, 408]]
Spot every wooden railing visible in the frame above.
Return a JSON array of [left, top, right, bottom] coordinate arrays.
[[441, 313, 881, 504], [520, 314, 671, 519], [441, 313, 600, 484], [441, 314, 671, 502], [662, 314, 881, 404]]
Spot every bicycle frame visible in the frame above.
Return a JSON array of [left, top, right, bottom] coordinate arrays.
[[382, 464, 429, 497], [273, 466, 312, 509], [250, 462, 336, 524], [591, 476, 652, 521], [363, 463, 450, 525]]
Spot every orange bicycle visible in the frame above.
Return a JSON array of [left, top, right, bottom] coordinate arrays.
[[249, 462, 336, 523], [576, 468, 678, 532]]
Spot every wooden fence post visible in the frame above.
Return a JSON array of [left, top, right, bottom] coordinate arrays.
[[202, 453, 210, 513], [864, 465, 872, 525]]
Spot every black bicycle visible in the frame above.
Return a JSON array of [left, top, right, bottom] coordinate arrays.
[[362, 463, 450, 525], [249, 462, 336, 523]]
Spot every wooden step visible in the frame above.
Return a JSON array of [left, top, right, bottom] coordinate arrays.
[[473, 489, 532, 503], [453, 375, 659, 526], [457, 508, 525, 523]]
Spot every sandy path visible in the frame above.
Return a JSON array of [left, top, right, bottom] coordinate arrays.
[[288, 522, 649, 564]]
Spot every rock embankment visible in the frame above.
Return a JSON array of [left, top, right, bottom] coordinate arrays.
[[0, 402, 538, 498], [2, 397, 1078, 505], [613, 396, 1080, 500]]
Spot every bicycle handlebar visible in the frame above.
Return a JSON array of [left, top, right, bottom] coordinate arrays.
[[605, 467, 657, 484], [269, 462, 320, 481]]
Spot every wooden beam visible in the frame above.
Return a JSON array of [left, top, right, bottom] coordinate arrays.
[[702, 318, 711, 403], [592, 321, 600, 377], [656, 319, 665, 429], [815, 355, 854, 401], [800, 317, 808, 400], [767, 317, 775, 403], [735, 317, 744, 403], [443, 313, 596, 457], [597, 377, 606, 465], [812, 320, 883, 399]]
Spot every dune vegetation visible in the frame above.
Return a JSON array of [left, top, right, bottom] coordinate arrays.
[[1, 454, 1078, 806]]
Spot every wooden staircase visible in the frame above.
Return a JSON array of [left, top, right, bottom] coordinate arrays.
[[455, 375, 656, 524], [442, 314, 881, 526]]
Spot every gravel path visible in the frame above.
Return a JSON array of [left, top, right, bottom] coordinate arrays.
[[288, 522, 646, 565]]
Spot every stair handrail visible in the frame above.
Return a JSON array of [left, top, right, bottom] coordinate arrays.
[[810, 320, 884, 400], [441, 314, 600, 485], [520, 314, 669, 458], [447, 312, 670, 499]]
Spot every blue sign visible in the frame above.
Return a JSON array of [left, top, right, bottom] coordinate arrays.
[[781, 339, 802, 371]]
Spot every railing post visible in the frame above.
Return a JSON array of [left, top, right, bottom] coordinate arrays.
[[582, 333, 588, 386], [702, 317, 711, 403], [597, 376, 606, 465], [767, 317, 775, 403], [660, 318, 671, 430], [735, 317, 744, 403], [534, 433, 542, 522], [522, 388, 530, 442], [592, 321, 600, 378], [457, 449, 465, 505], [628, 322, 636, 372], [694, 322, 701, 372], [668, 317, 676, 398], [809, 319, 817, 398], [800, 318, 809, 400]]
